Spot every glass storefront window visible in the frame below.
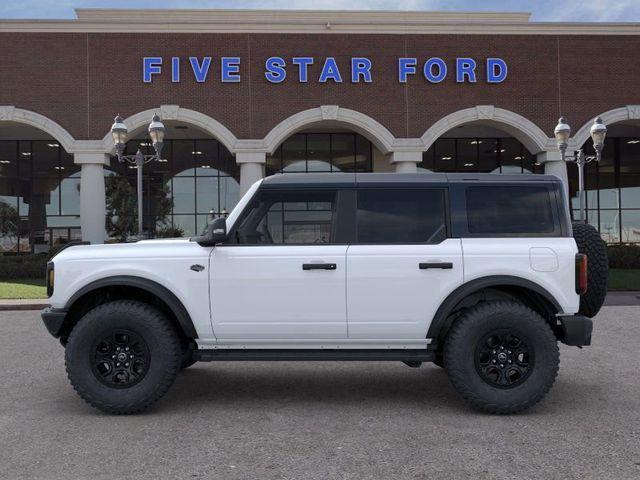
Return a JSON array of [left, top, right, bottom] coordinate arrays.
[[106, 138, 240, 240], [266, 132, 372, 174], [567, 136, 640, 244], [0, 139, 81, 252]]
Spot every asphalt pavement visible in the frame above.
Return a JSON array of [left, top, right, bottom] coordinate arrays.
[[0, 308, 639, 480]]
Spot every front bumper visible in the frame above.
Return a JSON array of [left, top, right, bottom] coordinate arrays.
[[558, 314, 593, 346], [41, 307, 68, 338]]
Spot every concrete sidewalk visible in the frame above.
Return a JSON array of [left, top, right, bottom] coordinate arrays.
[[1, 291, 639, 311]]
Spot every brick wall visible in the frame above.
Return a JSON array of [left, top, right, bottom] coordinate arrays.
[[1, 32, 639, 142]]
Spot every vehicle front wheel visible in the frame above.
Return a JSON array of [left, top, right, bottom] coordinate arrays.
[[65, 300, 182, 414], [444, 301, 559, 414]]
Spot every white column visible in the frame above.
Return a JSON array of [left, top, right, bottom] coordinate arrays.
[[537, 150, 570, 209], [75, 152, 109, 244], [389, 151, 422, 173], [237, 151, 266, 195]]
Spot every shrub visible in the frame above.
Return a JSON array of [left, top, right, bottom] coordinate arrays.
[[607, 244, 640, 269], [0, 253, 48, 280], [0, 244, 75, 280]]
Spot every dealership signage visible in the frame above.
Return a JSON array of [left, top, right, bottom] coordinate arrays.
[[142, 56, 508, 84]]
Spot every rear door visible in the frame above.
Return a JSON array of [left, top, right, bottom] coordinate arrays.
[[346, 187, 463, 339]]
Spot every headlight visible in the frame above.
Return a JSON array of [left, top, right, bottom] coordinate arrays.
[[46, 262, 54, 297]]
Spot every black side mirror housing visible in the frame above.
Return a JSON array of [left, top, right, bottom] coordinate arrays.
[[192, 217, 227, 246]]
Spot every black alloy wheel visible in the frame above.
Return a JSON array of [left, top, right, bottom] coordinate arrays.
[[91, 330, 150, 388], [474, 330, 533, 388]]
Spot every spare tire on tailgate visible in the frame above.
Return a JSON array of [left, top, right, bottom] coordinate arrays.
[[572, 222, 608, 317]]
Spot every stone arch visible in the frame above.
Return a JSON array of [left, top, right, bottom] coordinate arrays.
[[0, 106, 76, 152], [572, 105, 640, 148], [420, 105, 553, 154], [100, 105, 239, 154], [263, 106, 396, 155]]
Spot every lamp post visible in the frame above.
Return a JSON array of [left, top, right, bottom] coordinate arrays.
[[554, 116, 607, 224], [110, 114, 166, 238]]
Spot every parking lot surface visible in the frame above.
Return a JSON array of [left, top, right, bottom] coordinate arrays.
[[1, 308, 639, 480]]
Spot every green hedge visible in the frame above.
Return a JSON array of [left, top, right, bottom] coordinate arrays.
[[607, 244, 640, 269], [0, 245, 65, 280], [0, 254, 48, 280]]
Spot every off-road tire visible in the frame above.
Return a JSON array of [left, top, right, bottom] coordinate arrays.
[[444, 301, 559, 414], [65, 300, 181, 414], [572, 222, 608, 318]]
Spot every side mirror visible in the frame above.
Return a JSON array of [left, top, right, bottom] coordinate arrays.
[[210, 217, 227, 243], [193, 217, 227, 246]]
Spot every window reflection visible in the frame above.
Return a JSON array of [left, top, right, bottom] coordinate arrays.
[[0, 140, 80, 253], [108, 138, 239, 238], [567, 137, 640, 244], [267, 132, 373, 174], [419, 137, 532, 173]]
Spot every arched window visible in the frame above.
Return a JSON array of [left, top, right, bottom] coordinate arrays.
[[109, 138, 239, 238]]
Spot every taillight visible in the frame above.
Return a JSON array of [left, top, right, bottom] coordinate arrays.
[[575, 254, 588, 295]]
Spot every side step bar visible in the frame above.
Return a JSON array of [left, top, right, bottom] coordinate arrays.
[[194, 349, 434, 362]]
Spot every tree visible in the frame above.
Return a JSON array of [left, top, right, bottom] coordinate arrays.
[[105, 175, 174, 241], [0, 201, 21, 250]]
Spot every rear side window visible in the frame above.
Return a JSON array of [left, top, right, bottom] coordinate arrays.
[[356, 188, 447, 243], [466, 186, 555, 235]]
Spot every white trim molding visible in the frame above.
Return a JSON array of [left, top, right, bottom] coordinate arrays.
[[421, 105, 553, 154], [571, 105, 640, 149], [100, 105, 239, 154], [263, 106, 396, 155], [2, 10, 640, 35], [0, 106, 76, 153]]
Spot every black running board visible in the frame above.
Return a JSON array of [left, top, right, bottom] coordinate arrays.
[[194, 349, 434, 362]]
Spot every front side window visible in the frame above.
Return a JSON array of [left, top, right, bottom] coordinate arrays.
[[466, 186, 555, 235], [236, 190, 335, 244], [356, 188, 447, 244]]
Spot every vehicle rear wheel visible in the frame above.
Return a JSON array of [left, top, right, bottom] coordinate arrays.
[[572, 222, 608, 318], [65, 300, 181, 414], [444, 301, 559, 414]]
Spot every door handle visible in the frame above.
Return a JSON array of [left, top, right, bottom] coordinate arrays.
[[419, 262, 453, 270], [302, 263, 337, 271]]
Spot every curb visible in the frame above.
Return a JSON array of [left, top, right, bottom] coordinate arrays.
[[0, 302, 49, 312]]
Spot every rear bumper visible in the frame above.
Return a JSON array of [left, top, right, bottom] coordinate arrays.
[[41, 307, 68, 338], [558, 314, 593, 346]]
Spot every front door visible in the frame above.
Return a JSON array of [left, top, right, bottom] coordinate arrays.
[[346, 187, 464, 339], [210, 188, 348, 339]]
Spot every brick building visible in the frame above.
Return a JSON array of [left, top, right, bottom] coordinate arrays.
[[1, 9, 639, 250]]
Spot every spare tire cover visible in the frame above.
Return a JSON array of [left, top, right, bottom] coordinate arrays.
[[572, 222, 609, 317]]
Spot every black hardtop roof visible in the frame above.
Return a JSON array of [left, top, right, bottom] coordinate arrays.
[[261, 172, 562, 188]]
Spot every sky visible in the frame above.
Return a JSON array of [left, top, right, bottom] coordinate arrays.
[[1, 0, 640, 22]]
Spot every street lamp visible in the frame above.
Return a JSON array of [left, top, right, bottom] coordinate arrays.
[[110, 114, 165, 238], [554, 116, 607, 223]]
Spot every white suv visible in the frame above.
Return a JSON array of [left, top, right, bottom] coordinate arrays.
[[41, 173, 608, 414]]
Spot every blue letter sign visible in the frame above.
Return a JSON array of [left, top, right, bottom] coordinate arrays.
[[189, 57, 211, 83], [351, 58, 372, 83], [487, 58, 508, 83], [319, 57, 343, 83], [142, 55, 508, 84], [292, 57, 314, 82], [424, 58, 447, 83], [265, 57, 287, 83], [143, 57, 162, 83], [398, 58, 417, 83]]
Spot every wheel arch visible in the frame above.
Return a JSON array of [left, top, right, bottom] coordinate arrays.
[[427, 275, 562, 342], [61, 275, 198, 342]]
